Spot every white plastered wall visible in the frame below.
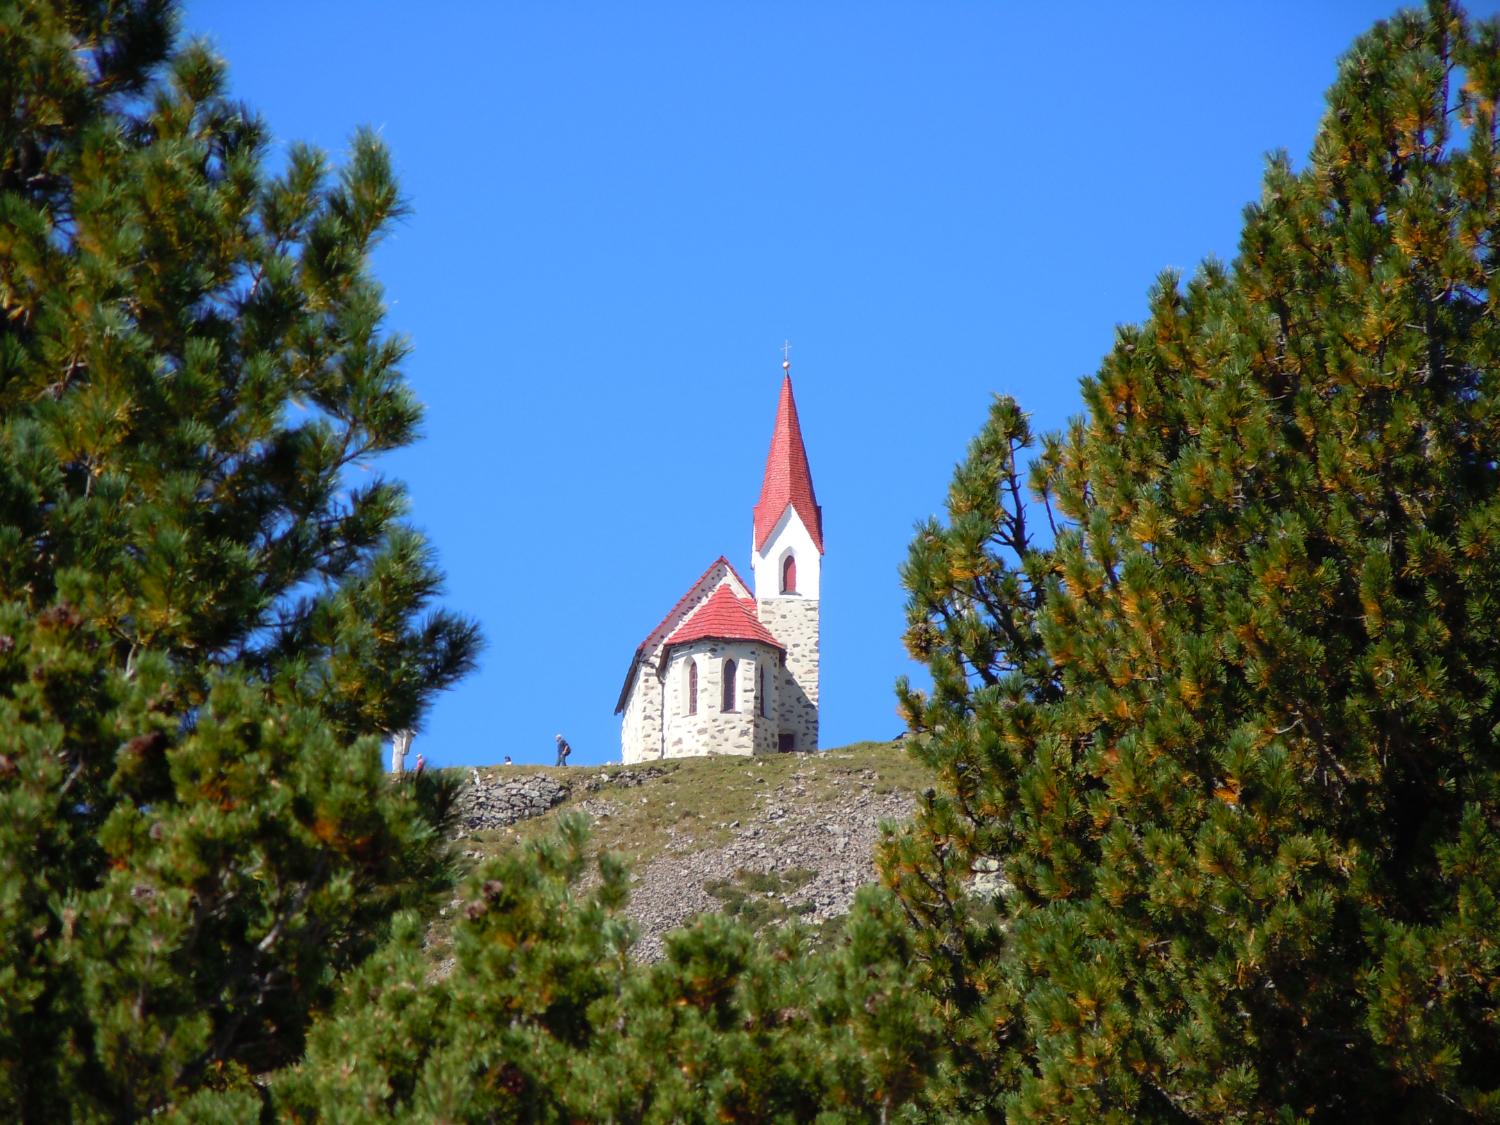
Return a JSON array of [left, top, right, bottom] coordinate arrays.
[[751, 506, 821, 600]]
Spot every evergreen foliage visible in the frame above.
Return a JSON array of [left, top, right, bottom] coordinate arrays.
[[0, 1, 477, 1114], [10, 0, 1500, 1118], [891, 2, 1500, 1119], [273, 815, 939, 1122]]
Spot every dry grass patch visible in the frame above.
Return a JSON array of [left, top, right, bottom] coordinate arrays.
[[456, 739, 928, 873]]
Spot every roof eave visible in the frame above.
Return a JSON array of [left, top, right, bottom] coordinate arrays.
[[662, 634, 785, 660], [613, 646, 648, 715]]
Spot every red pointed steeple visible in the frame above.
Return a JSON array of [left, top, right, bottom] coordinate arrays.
[[753, 373, 823, 555]]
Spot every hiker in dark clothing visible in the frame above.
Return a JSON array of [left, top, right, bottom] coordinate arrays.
[[554, 734, 571, 767]]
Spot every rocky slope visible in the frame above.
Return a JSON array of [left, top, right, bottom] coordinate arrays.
[[446, 741, 929, 961]]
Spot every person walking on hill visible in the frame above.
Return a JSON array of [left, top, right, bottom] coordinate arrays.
[[554, 734, 571, 767]]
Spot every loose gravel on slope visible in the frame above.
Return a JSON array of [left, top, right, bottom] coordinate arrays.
[[613, 767, 913, 961], [441, 742, 928, 963]]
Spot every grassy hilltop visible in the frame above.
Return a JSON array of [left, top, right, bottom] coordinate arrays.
[[437, 740, 933, 959]]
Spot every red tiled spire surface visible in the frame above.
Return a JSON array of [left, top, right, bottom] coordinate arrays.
[[665, 583, 785, 651], [753, 373, 823, 555]]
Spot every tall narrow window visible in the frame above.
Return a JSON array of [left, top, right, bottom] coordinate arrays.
[[686, 660, 697, 716], [781, 554, 797, 594], [757, 664, 767, 716], [722, 658, 737, 712]]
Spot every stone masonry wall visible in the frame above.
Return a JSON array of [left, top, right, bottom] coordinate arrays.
[[660, 640, 777, 759], [621, 659, 664, 765], [621, 665, 643, 763], [752, 655, 779, 756], [452, 773, 568, 832], [757, 597, 819, 751]]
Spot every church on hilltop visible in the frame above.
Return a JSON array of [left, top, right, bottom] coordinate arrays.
[[616, 363, 823, 762]]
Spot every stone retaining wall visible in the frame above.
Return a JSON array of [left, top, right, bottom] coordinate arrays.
[[451, 767, 672, 835], [452, 773, 569, 834]]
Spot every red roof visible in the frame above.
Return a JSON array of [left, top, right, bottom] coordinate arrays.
[[753, 373, 823, 555], [665, 583, 785, 651], [634, 556, 752, 653], [615, 557, 761, 713]]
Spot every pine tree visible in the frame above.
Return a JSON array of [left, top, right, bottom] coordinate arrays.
[[0, 1, 478, 1114], [275, 816, 940, 1122], [891, 2, 1500, 1119]]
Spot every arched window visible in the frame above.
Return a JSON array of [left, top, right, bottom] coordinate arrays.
[[781, 554, 797, 594], [686, 660, 697, 716], [722, 658, 737, 712]]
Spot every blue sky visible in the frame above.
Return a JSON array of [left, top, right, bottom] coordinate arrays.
[[184, 1, 1486, 768]]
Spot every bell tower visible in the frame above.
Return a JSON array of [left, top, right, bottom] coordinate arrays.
[[751, 356, 823, 751]]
